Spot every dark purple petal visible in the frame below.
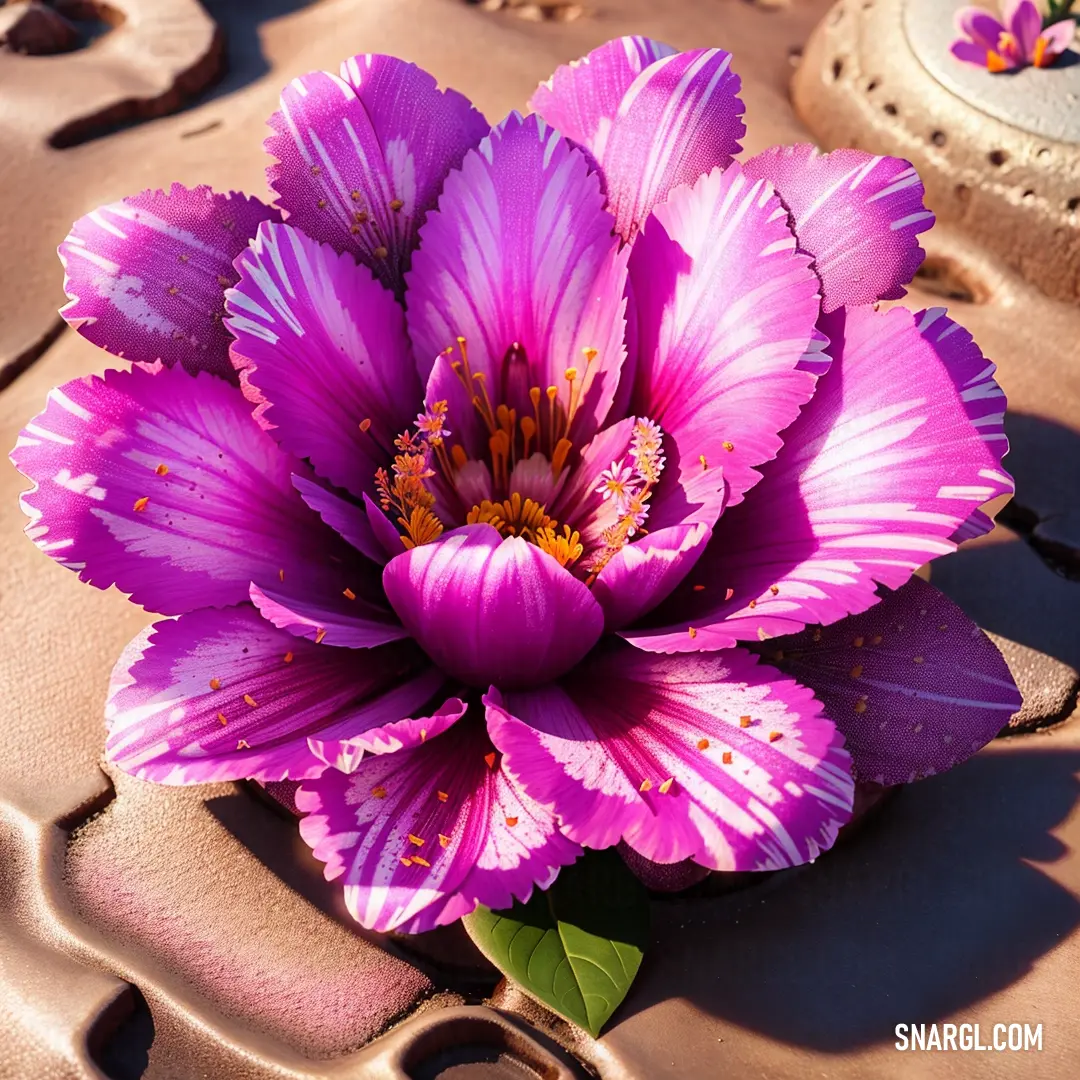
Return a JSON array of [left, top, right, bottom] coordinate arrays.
[[535, 43, 745, 242], [1006, 0, 1043, 59], [590, 522, 711, 630], [408, 112, 628, 455], [949, 40, 995, 68], [761, 577, 1021, 784], [265, 56, 488, 295], [297, 716, 581, 932], [293, 475, 388, 565], [381, 524, 604, 689], [227, 221, 420, 501], [743, 145, 934, 311], [58, 185, 280, 381], [486, 644, 853, 871], [11, 363, 345, 616], [955, 6, 1007, 51], [105, 605, 443, 784], [630, 163, 821, 510], [626, 305, 1014, 653], [916, 307, 1008, 543], [531, 36, 676, 158]]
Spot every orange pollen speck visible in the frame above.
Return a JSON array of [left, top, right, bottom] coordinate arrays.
[[279, 568, 285, 582], [697, 738, 710, 751], [419, 728, 428, 742], [722, 751, 733, 765], [505, 816, 519, 827], [209, 678, 221, 691], [748, 599, 757, 609], [155, 464, 169, 476], [244, 694, 258, 708], [872, 635, 883, 645], [853, 636, 865, 647], [658, 777, 674, 795], [237, 739, 251, 750], [343, 587, 356, 600], [217, 713, 227, 726], [372, 786, 388, 799], [437, 790, 449, 802], [812, 628, 822, 642], [740, 716, 752, 728], [283, 651, 294, 664], [688, 627, 698, 639], [390, 198, 404, 211], [217, 275, 230, 287], [854, 700, 868, 714], [699, 455, 708, 470], [374, 246, 389, 259], [770, 585, 780, 596], [408, 834, 424, 847], [639, 779, 653, 792], [133, 497, 150, 512], [725, 588, 735, 601], [315, 628, 327, 644], [412, 855, 431, 868], [693, 584, 705, 592], [484, 752, 497, 769], [913, 656, 924, 664], [318, 199, 327, 209], [723, 441, 734, 452], [359, 418, 372, 433], [350, 190, 362, 201], [400, 856, 413, 867], [168, 286, 179, 296], [768, 731, 782, 742], [850, 665, 863, 679], [939, 624, 948, 632], [439, 833, 451, 847]]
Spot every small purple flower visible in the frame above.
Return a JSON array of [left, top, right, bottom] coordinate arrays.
[[12, 39, 1020, 934], [951, 1, 1076, 71]]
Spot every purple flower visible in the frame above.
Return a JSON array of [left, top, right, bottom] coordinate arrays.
[[951, 1, 1076, 70], [12, 39, 1021, 934]]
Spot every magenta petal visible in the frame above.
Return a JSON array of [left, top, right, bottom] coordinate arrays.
[[11, 363, 333, 616], [382, 524, 604, 689], [591, 522, 711, 630], [265, 58, 488, 295], [950, 40, 995, 67], [58, 185, 280, 381], [954, 7, 1007, 52], [297, 717, 581, 932], [228, 221, 420, 500], [743, 145, 934, 311], [626, 305, 1014, 653], [363, 492, 409, 561], [531, 36, 677, 160], [916, 307, 1009, 543], [1006, 0, 1043, 59], [407, 113, 628, 454], [764, 578, 1021, 784], [105, 605, 442, 784], [486, 645, 853, 871], [292, 475, 388, 566], [630, 164, 821, 510]]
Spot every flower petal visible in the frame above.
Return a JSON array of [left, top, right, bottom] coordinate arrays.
[[297, 716, 581, 933], [742, 145, 934, 311], [626, 305, 1014, 652], [535, 44, 745, 242], [59, 185, 280, 381], [762, 577, 1021, 784], [949, 40, 996, 67], [1040, 20, 1077, 59], [1006, 0, 1043, 59], [629, 164, 821, 510], [954, 6, 1007, 52], [408, 112, 628, 455], [591, 522, 711, 630], [381, 524, 604, 689], [105, 605, 443, 784], [227, 221, 420, 501], [292, 474, 388, 565], [264, 57, 488, 295], [916, 307, 1008, 543], [486, 644, 853, 871], [11, 363, 343, 616], [531, 36, 677, 161]]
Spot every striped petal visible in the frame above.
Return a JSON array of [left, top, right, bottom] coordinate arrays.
[[626, 305, 1014, 652], [297, 715, 581, 933], [486, 644, 853, 871], [629, 163, 822, 510], [407, 112, 628, 454], [105, 605, 445, 784], [532, 43, 745, 241], [59, 185, 279, 381], [761, 577, 1021, 785], [265, 57, 488, 296], [10, 363, 360, 616], [743, 145, 934, 311], [227, 221, 420, 501]]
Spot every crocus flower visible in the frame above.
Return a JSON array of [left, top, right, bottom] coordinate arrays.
[[951, 1, 1076, 70], [12, 38, 1021, 934]]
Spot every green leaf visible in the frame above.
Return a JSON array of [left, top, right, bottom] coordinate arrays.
[[463, 848, 650, 1036]]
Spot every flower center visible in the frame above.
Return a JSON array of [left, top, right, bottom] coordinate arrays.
[[373, 337, 665, 583]]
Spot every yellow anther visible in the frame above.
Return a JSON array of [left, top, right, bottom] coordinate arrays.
[[400, 856, 413, 867], [439, 833, 451, 847], [658, 777, 674, 794], [412, 855, 431, 867], [408, 834, 425, 847], [550, 437, 573, 478], [639, 779, 653, 792]]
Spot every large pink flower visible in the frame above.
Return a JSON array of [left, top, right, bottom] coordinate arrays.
[[12, 39, 1020, 934]]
